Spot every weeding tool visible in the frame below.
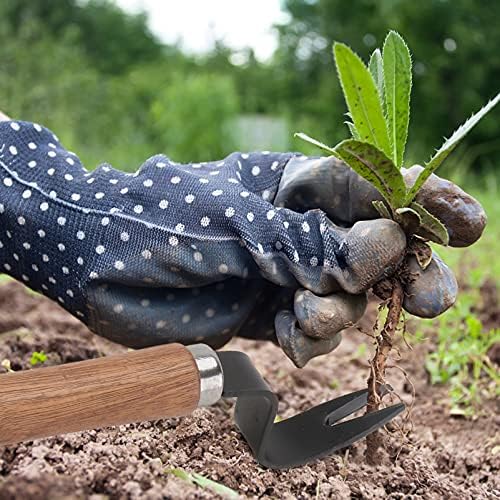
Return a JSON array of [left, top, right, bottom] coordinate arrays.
[[0, 344, 404, 469]]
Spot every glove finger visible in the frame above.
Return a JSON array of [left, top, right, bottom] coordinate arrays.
[[275, 310, 342, 368], [322, 218, 406, 294], [275, 156, 384, 228], [403, 252, 458, 318], [274, 288, 367, 367], [404, 166, 487, 247], [293, 288, 367, 339], [275, 157, 486, 247]]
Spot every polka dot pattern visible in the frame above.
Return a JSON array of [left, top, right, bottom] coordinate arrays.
[[0, 120, 340, 350]]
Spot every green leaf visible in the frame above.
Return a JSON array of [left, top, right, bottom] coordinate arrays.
[[410, 202, 450, 245], [30, 351, 47, 366], [405, 92, 500, 204], [166, 469, 240, 499], [395, 207, 420, 219], [333, 42, 392, 157], [334, 139, 407, 208], [345, 121, 359, 139], [168, 468, 191, 482], [191, 473, 240, 499], [383, 31, 412, 167], [294, 132, 336, 154], [372, 200, 392, 219], [369, 48, 384, 100]]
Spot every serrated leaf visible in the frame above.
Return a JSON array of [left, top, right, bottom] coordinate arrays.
[[410, 202, 449, 245], [334, 139, 407, 208], [294, 132, 336, 154], [383, 31, 412, 167], [405, 92, 500, 204], [369, 48, 384, 101], [333, 42, 392, 157], [372, 200, 392, 219]]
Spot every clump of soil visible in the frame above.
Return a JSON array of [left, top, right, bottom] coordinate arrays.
[[0, 280, 498, 499]]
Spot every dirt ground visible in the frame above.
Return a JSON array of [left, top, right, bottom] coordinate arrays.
[[0, 280, 498, 499]]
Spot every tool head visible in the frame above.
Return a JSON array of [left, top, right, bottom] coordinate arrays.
[[218, 350, 405, 469]]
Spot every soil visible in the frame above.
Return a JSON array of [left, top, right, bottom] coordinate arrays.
[[0, 280, 498, 499]]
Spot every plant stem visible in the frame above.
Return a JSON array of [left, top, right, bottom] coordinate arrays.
[[365, 279, 404, 463]]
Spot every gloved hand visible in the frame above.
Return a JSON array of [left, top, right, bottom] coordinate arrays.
[[0, 117, 486, 367]]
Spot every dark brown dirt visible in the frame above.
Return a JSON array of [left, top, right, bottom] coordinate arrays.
[[0, 280, 498, 499]]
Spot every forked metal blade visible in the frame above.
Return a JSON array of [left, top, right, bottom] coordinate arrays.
[[218, 351, 406, 469], [256, 401, 405, 468], [324, 385, 392, 425]]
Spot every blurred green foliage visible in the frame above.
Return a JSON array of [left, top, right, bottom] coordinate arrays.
[[150, 74, 239, 162], [0, 0, 239, 166], [1, 0, 162, 74], [278, 0, 500, 178], [425, 303, 499, 417], [416, 185, 500, 416], [1, 0, 499, 177]]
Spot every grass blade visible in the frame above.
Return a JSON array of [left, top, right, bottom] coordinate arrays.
[[383, 31, 412, 167], [191, 472, 240, 499], [167, 468, 240, 499], [406, 92, 500, 204], [333, 42, 391, 157], [334, 139, 406, 208]]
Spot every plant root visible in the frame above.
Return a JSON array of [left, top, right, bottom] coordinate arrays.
[[365, 279, 404, 464]]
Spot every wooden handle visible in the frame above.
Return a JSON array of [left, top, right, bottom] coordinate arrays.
[[0, 343, 200, 445]]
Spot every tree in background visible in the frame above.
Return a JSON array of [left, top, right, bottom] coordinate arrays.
[[0, 0, 163, 74], [0, 0, 240, 167], [150, 74, 239, 162], [275, 0, 500, 173], [0, 0, 498, 175]]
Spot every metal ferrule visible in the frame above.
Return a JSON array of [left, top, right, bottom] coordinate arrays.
[[187, 344, 224, 407]]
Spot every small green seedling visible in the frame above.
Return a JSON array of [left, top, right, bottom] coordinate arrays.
[[424, 294, 500, 417], [30, 351, 47, 366], [296, 31, 499, 462], [166, 468, 239, 499]]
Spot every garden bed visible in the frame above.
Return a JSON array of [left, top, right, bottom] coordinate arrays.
[[0, 280, 498, 499]]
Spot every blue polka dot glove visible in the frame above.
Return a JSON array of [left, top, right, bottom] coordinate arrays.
[[0, 120, 486, 367]]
